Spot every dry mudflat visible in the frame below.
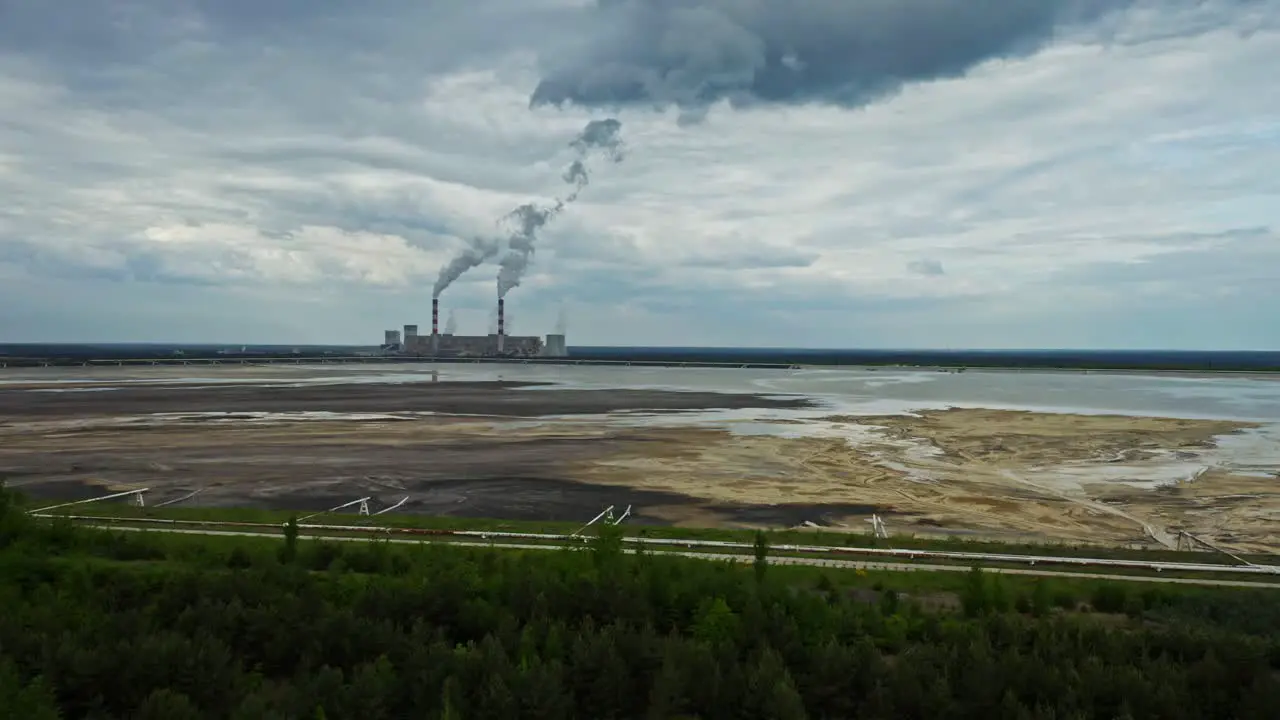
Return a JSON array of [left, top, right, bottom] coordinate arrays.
[[1, 380, 1275, 552], [0, 380, 826, 525], [573, 409, 1277, 552]]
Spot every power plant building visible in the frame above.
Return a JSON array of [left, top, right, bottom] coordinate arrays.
[[401, 332, 543, 357], [389, 300, 563, 359]]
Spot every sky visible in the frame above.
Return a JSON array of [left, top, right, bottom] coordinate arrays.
[[0, 0, 1278, 350]]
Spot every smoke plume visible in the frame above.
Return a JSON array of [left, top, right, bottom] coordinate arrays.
[[571, 119, 626, 162], [555, 304, 568, 335], [562, 160, 588, 188], [529, 0, 1260, 114], [496, 118, 626, 298], [432, 236, 500, 299], [431, 119, 625, 300], [443, 309, 457, 335]]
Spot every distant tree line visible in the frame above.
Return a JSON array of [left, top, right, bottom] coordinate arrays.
[[1, 484, 1278, 719]]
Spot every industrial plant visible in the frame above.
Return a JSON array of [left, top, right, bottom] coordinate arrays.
[[380, 118, 618, 361], [382, 298, 567, 358]]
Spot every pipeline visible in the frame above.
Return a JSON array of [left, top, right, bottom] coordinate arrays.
[[30, 513, 1280, 576]]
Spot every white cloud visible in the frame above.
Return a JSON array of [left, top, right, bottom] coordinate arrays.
[[0, 0, 1277, 349]]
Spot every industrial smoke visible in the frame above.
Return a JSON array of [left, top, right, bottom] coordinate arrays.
[[443, 309, 457, 335], [496, 118, 626, 299], [555, 304, 568, 336], [432, 236, 499, 299], [430, 118, 625, 302]]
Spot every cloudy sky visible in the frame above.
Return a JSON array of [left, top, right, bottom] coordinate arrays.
[[1, 0, 1277, 349]]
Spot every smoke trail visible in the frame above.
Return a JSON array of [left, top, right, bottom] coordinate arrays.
[[432, 236, 500, 299], [431, 120, 624, 300], [443, 309, 457, 335], [571, 119, 625, 162], [562, 160, 588, 193], [496, 118, 626, 298], [554, 304, 567, 335]]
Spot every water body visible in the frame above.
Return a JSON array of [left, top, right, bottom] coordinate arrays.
[[5, 363, 1280, 422], [571, 346, 1280, 372], [6, 344, 1280, 371], [456, 365, 1280, 485], [5, 363, 1278, 497]]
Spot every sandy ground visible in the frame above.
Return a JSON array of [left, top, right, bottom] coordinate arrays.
[[0, 382, 820, 526], [1, 382, 1275, 552], [569, 409, 1279, 552]]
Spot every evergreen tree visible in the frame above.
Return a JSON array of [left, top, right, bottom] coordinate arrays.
[[1031, 580, 1053, 617], [647, 653, 690, 720], [963, 566, 990, 616], [280, 515, 300, 564], [1, 493, 1278, 720], [591, 522, 625, 575], [478, 673, 516, 719], [440, 676, 466, 720], [0, 481, 31, 547], [753, 530, 770, 583], [693, 597, 739, 648], [133, 688, 202, 720], [0, 660, 60, 720], [764, 675, 809, 720]]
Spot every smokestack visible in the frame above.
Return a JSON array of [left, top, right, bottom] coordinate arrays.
[[497, 297, 505, 353], [431, 298, 440, 355]]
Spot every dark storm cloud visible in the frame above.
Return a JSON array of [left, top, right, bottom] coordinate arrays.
[[530, 0, 1260, 112]]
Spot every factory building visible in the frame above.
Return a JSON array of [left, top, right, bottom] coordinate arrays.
[[400, 332, 543, 357], [388, 299, 566, 358], [404, 333, 545, 353]]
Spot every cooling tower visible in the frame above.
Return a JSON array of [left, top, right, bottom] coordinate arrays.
[[544, 334, 567, 357]]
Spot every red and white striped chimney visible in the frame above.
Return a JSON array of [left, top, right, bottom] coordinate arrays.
[[497, 297, 505, 353], [430, 297, 440, 355]]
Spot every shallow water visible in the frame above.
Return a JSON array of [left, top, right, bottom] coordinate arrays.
[[8, 363, 1279, 420], [5, 363, 1280, 491]]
